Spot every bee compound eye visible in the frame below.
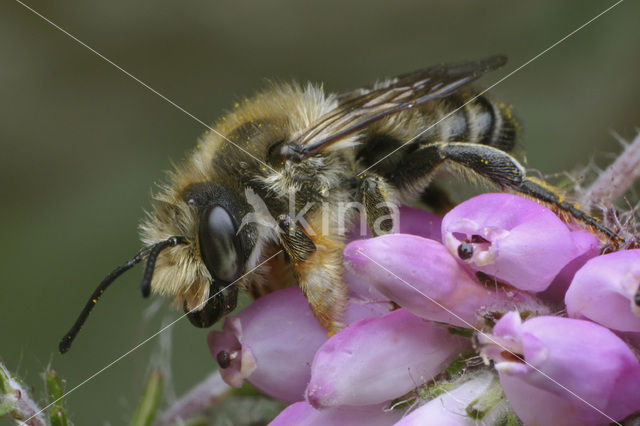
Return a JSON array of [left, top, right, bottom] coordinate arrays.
[[199, 206, 244, 283]]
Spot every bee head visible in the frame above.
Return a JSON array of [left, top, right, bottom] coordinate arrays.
[[178, 182, 258, 328], [59, 179, 258, 354]]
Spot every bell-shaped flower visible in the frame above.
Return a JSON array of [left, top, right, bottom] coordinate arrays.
[[441, 193, 583, 292], [565, 249, 640, 332], [539, 230, 600, 305], [268, 402, 402, 426], [305, 309, 470, 408], [345, 207, 442, 304], [344, 234, 549, 329], [208, 286, 392, 402], [477, 311, 640, 425]]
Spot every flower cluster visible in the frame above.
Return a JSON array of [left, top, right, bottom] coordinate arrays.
[[208, 194, 640, 425]]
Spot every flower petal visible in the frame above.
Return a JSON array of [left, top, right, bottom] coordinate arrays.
[[478, 312, 640, 424], [208, 287, 329, 402], [346, 206, 443, 242], [207, 286, 391, 402], [566, 249, 640, 332], [395, 206, 442, 241], [344, 234, 549, 328], [269, 402, 402, 426], [305, 309, 470, 407], [441, 193, 581, 292], [539, 230, 600, 305]]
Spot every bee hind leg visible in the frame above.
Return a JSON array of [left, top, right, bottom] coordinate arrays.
[[409, 142, 618, 244], [277, 214, 347, 333]]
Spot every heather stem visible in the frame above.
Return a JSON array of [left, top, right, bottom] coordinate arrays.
[[0, 361, 46, 426], [580, 132, 640, 207], [153, 371, 231, 426]]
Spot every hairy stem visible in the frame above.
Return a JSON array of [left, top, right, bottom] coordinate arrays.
[[153, 371, 230, 426], [580, 132, 640, 207]]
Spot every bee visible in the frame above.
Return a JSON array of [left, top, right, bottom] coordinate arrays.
[[59, 55, 617, 353]]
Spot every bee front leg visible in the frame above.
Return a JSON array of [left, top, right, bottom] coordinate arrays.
[[277, 214, 347, 333], [358, 174, 396, 236]]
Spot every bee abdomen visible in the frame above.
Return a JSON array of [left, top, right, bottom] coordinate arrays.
[[433, 94, 520, 152]]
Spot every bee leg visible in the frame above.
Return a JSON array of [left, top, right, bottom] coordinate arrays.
[[277, 214, 347, 332], [412, 142, 618, 243], [277, 215, 316, 262], [432, 142, 526, 188], [514, 177, 619, 243], [358, 174, 395, 236]]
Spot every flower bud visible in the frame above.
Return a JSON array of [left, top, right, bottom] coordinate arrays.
[[305, 309, 469, 407], [565, 249, 640, 332], [478, 311, 640, 424], [344, 234, 549, 328], [208, 286, 391, 402]]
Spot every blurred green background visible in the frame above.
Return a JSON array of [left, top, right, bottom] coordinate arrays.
[[1, 0, 639, 424]]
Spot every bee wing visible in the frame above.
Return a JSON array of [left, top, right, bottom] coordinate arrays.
[[291, 55, 507, 157]]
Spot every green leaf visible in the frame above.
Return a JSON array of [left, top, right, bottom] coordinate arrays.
[[130, 369, 163, 426]]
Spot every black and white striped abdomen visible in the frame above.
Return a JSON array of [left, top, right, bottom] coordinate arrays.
[[427, 92, 520, 152]]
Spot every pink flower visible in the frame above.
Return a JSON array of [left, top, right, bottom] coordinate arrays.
[[566, 249, 640, 332], [305, 309, 470, 408], [344, 234, 549, 329], [345, 205, 442, 242], [539, 230, 600, 304], [441, 193, 586, 292], [478, 311, 640, 424], [207, 286, 392, 402], [268, 402, 402, 426], [202, 193, 640, 425]]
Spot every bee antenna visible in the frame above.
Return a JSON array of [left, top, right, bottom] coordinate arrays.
[[139, 236, 188, 298], [58, 236, 188, 354]]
